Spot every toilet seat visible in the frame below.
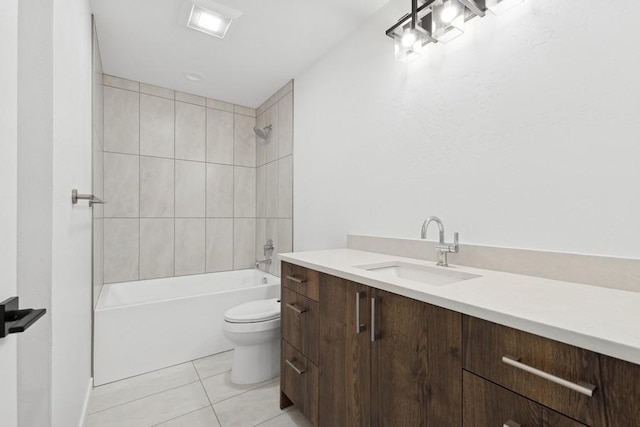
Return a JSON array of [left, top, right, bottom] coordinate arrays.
[[224, 298, 280, 323], [224, 317, 280, 333]]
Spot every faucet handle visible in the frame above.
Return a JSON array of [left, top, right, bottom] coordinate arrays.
[[452, 232, 459, 253]]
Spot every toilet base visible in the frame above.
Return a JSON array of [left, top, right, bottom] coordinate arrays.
[[230, 339, 280, 384]]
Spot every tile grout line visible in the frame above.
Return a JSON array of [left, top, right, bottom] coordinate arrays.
[[149, 404, 212, 427], [88, 378, 203, 417]]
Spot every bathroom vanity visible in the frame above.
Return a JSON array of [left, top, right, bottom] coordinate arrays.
[[278, 250, 640, 427]]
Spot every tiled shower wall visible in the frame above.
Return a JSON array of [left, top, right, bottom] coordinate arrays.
[[255, 82, 294, 277], [102, 75, 270, 283]]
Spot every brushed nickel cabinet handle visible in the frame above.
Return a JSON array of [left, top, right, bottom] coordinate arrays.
[[285, 359, 306, 375], [285, 303, 306, 314], [503, 421, 521, 427], [370, 297, 378, 342], [355, 291, 366, 334], [286, 275, 307, 284], [502, 355, 596, 397]]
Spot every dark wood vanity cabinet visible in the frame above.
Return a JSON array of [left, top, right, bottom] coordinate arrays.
[[463, 316, 640, 426], [317, 273, 462, 427], [280, 262, 640, 427], [280, 263, 320, 424]]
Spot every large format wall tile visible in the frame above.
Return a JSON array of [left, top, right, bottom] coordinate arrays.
[[175, 101, 206, 162], [234, 114, 256, 167], [175, 219, 206, 276], [104, 86, 139, 155], [100, 76, 292, 281], [104, 219, 139, 283], [234, 219, 256, 269], [140, 156, 174, 217], [256, 165, 266, 217], [206, 219, 234, 273], [255, 112, 267, 167], [175, 160, 205, 217], [234, 167, 256, 218], [278, 156, 293, 219], [206, 163, 233, 218], [279, 92, 293, 158], [140, 94, 174, 158], [207, 109, 234, 164], [104, 152, 139, 217], [265, 161, 279, 218], [140, 219, 174, 280], [103, 75, 139, 92], [264, 104, 279, 163]]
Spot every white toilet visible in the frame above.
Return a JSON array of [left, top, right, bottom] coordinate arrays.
[[223, 298, 281, 384]]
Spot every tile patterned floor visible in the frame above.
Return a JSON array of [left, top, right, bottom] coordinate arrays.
[[86, 350, 312, 427]]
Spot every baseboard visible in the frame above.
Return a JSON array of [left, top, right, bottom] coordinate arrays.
[[78, 377, 93, 427]]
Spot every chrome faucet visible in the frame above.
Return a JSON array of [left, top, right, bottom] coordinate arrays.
[[420, 216, 459, 267], [255, 259, 272, 269]]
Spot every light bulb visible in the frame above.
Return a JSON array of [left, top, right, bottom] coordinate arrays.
[[440, 5, 458, 23], [401, 32, 418, 48]]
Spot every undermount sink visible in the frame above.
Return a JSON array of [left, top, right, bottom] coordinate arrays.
[[356, 261, 481, 286]]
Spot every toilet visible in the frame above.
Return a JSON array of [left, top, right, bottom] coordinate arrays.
[[223, 298, 281, 384]]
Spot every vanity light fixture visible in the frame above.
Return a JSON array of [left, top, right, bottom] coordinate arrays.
[[389, 0, 436, 63], [187, 4, 232, 39], [386, 0, 522, 62]]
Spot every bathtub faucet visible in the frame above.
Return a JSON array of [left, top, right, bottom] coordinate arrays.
[[255, 259, 272, 269]]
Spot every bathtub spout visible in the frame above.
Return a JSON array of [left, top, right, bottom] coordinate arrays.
[[255, 259, 272, 269]]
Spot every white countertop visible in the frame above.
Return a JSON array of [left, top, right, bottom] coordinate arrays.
[[280, 248, 640, 365]]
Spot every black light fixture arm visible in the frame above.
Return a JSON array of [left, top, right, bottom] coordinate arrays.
[[385, 0, 486, 40]]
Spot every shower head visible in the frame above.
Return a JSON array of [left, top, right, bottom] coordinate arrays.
[[253, 124, 272, 139]]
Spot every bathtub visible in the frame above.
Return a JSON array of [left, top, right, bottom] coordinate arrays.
[[94, 269, 280, 385]]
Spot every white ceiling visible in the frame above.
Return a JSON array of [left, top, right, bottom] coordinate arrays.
[[91, 0, 390, 108]]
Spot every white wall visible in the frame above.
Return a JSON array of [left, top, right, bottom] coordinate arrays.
[[51, 0, 94, 425], [17, 0, 54, 425], [294, 0, 640, 258]]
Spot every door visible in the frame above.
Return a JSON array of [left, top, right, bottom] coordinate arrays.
[[370, 288, 463, 427], [318, 275, 371, 427], [0, 0, 20, 424]]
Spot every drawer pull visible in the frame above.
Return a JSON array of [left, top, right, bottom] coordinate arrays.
[[355, 291, 366, 334], [285, 303, 306, 314], [503, 421, 521, 427], [285, 359, 306, 375], [501, 355, 596, 397], [286, 275, 307, 284]]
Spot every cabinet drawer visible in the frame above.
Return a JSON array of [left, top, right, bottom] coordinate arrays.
[[281, 262, 320, 302], [463, 316, 605, 426], [463, 371, 586, 427], [281, 287, 319, 364], [281, 340, 318, 424]]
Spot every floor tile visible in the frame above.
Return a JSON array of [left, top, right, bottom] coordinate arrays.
[[86, 382, 210, 427], [193, 350, 234, 379], [213, 382, 284, 427], [154, 406, 220, 427], [201, 371, 272, 404], [89, 363, 200, 414], [254, 409, 311, 427]]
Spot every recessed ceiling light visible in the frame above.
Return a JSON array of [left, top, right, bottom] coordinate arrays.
[[187, 4, 232, 39], [184, 71, 205, 82]]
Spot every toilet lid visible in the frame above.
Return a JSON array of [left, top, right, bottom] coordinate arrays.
[[224, 298, 281, 323]]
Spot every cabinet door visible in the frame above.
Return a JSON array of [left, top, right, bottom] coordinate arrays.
[[318, 275, 370, 427], [463, 370, 541, 427], [370, 288, 462, 427]]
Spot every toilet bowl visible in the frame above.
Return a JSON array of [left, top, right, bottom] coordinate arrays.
[[223, 298, 281, 384]]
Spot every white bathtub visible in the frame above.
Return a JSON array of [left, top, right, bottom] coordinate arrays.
[[94, 269, 280, 385]]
